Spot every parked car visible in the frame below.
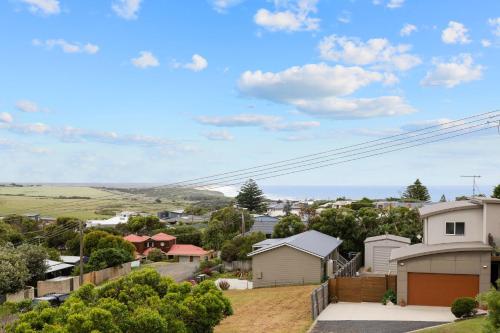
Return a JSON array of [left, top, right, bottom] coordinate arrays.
[[32, 293, 69, 307]]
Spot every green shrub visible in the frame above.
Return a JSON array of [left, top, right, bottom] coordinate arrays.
[[478, 288, 500, 332], [451, 297, 477, 318], [146, 248, 165, 262], [381, 288, 396, 305]]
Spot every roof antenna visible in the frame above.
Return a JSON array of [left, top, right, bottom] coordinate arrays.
[[461, 175, 481, 198]]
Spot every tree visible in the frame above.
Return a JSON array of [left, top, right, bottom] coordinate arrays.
[[283, 201, 292, 216], [220, 232, 266, 262], [0, 246, 29, 295], [493, 185, 500, 199], [309, 208, 362, 254], [163, 225, 203, 246], [83, 230, 135, 257], [235, 179, 266, 213], [8, 269, 232, 333], [440, 194, 447, 202], [402, 179, 431, 202], [202, 220, 226, 251], [44, 217, 79, 250], [273, 215, 306, 238], [350, 197, 374, 210], [208, 206, 254, 237], [17, 244, 49, 285], [127, 216, 162, 233], [86, 248, 133, 271]]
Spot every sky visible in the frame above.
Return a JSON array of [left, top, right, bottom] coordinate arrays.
[[0, 0, 499, 188]]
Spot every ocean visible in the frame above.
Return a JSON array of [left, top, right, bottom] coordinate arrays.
[[256, 185, 496, 202]]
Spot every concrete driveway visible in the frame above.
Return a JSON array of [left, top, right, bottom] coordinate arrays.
[[310, 302, 455, 333], [145, 262, 198, 282]]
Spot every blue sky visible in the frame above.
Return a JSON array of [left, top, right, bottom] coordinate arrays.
[[0, 0, 499, 188]]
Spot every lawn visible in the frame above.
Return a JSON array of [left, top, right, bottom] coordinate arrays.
[[0, 185, 185, 219], [215, 285, 317, 333], [419, 317, 485, 333]]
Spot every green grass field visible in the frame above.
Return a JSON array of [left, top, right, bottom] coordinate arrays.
[[419, 317, 485, 333], [0, 185, 219, 220]]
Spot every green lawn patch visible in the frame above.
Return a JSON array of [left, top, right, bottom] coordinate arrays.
[[419, 317, 485, 333]]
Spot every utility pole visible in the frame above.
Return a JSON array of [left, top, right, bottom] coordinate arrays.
[[461, 175, 481, 198], [79, 220, 84, 285], [241, 210, 245, 235]]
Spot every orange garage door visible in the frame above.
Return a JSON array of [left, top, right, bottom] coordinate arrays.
[[408, 273, 479, 306]]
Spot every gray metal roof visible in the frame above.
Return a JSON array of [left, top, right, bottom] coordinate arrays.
[[390, 242, 491, 261], [364, 234, 411, 244], [419, 200, 481, 218], [248, 230, 342, 258], [249, 221, 278, 235]]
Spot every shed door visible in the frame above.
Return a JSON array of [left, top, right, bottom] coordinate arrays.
[[408, 273, 479, 306], [373, 246, 398, 273]]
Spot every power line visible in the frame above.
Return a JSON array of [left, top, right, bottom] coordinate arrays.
[[30, 120, 499, 215], [4, 111, 500, 215]]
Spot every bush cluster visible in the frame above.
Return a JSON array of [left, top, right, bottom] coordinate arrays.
[[451, 297, 477, 318], [7, 268, 232, 333]]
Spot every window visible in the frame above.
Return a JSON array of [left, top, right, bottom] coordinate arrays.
[[446, 222, 465, 235]]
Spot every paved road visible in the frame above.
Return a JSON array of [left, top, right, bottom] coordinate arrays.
[[145, 262, 198, 282], [310, 320, 443, 333]]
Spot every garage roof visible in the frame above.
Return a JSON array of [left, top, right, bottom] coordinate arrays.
[[390, 242, 492, 261], [248, 230, 342, 258], [364, 234, 411, 244]]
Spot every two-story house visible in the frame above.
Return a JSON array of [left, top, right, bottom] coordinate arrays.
[[124, 232, 177, 257], [390, 197, 500, 306]]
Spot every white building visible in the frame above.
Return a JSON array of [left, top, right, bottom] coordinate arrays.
[[86, 211, 139, 228]]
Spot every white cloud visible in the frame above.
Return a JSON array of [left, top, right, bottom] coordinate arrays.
[[400, 118, 455, 131], [239, 63, 388, 102], [33, 39, 99, 54], [421, 54, 483, 88], [293, 96, 415, 118], [387, 0, 404, 9], [184, 54, 208, 72], [441, 21, 471, 44], [195, 113, 320, 131], [400, 24, 417, 37], [0, 112, 13, 123], [488, 17, 500, 37], [15, 100, 48, 113], [265, 120, 320, 131], [20, 0, 60, 15], [238, 63, 415, 119], [211, 0, 244, 13], [318, 35, 421, 71], [112, 0, 142, 20], [131, 51, 159, 69], [337, 11, 351, 24], [0, 138, 49, 154], [481, 39, 492, 48], [196, 114, 281, 127], [203, 130, 234, 141], [254, 0, 320, 32]]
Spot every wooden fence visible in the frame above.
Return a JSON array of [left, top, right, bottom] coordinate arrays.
[[310, 281, 329, 320], [329, 274, 397, 303]]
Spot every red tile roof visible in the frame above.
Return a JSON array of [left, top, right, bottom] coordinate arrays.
[[166, 244, 208, 256], [123, 234, 150, 243], [151, 232, 176, 241]]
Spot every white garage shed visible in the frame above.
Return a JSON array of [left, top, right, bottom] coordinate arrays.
[[364, 234, 411, 274]]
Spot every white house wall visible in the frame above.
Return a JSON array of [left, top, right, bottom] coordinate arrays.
[[425, 209, 483, 245]]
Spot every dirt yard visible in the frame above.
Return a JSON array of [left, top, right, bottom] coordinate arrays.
[[215, 285, 317, 333]]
